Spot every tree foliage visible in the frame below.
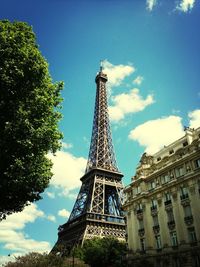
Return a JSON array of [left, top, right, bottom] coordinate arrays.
[[3, 253, 88, 267], [74, 237, 127, 267], [3, 253, 64, 267], [0, 20, 63, 219]]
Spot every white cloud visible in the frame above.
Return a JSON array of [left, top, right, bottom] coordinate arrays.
[[102, 60, 135, 88], [48, 151, 87, 196], [133, 76, 143, 85], [176, 0, 196, 12], [62, 142, 73, 150], [172, 108, 180, 114], [0, 204, 44, 230], [146, 0, 157, 11], [62, 192, 78, 199], [0, 204, 51, 254], [109, 88, 154, 122], [58, 209, 70, 218], [188, 109, 200, 129], [129, 116, 184, 154], [46, 215, 56, 222], [46, 191, 55, 199]]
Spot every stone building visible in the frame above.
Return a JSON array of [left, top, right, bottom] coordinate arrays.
[[123, 127, 200, 267]]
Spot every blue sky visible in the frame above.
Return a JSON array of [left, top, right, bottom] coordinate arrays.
[[0, 0, 200, 264]]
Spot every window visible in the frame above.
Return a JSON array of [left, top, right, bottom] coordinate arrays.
[[180, 187, 189, 199], [165, 192, 171, 201], [188, 227, 197, 243], [169, 149, 174, 155], [149, 180, 156, 190], [167, 210, 174, 222], [170, 231, 178, 247], [175, 166, 185, 177], [136, 186, 141, 194], [138, 219, 144, 230], [185, 162, 191, 172], [169, 171, 174, 179], [161, 173, 170, 184], [153, 215, 159, 226], [151, 199, 157, 209], [183, 205, 192, 217], [195, 159, 200, 168], [164, 192, 172, 205], [127, 191, 132, 200], [155, 235, 162, 249], [137, 203, 143, 213]]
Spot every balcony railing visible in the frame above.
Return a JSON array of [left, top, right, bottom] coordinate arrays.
[[138, 228, 145, 237], [180, 193, 189, 200], [167, 220, 175, 230], [136, 209, 143, 214], [153, 225, 160, 234], [136, 209, 143, 220], [164, 199, 172, 206], [184, 215, 193, 225], [151, 206, 158, 216]]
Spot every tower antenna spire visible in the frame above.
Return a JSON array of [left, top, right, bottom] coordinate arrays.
[[100, 59, 104, 72]]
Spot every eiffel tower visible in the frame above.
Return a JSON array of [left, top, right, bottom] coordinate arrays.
[[53, 66, 126, 254]]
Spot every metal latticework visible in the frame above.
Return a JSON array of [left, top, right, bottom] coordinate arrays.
[[52, 69, 125, 255], [86, 71, 118, 173]]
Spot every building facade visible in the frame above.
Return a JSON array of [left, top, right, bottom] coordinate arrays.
[[123, 127, 200, 267]]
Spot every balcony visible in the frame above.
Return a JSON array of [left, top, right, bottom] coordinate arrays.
[[184, 215, 193, 226], [164, 200, 172, 206], [180, 193, 189, 200], [138, 228, 145, 237], [136, 209, 143, 214], [151, 206, 158, 216], [164, 200, 172, 211], [153, 225, 160, 234], [136, 209, 143, 220], [181, 196, 190, 207], [167, 220, 175, 230]]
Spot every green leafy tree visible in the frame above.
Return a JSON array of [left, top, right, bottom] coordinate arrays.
[[3, 253, 65, 267], [75, 237, 127, 267], [3, 252, 89, 267], [0, 20, 63, 220]]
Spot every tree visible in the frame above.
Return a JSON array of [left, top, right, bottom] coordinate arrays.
[[74, 237, 127, 267], [3, 252, 89, 267], [0, 20, 63, 219], [3, 253, 65, 267]]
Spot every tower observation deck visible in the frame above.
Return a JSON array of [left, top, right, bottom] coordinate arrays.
[[52, 67, 126, 254]]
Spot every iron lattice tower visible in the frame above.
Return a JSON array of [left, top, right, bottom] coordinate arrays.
[[53, 68, 126, 254]]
